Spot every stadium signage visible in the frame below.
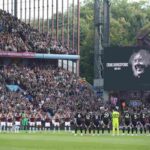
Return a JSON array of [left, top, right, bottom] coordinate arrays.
[[0, 52, 35, 58], [0, 51, 80, 60], [106, 63, 128, 70]]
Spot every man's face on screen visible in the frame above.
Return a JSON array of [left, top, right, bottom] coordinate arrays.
[[131, 53, 146, 78]]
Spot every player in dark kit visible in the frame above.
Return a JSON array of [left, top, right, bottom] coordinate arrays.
[[92, 112, 101, 135], [74, 111, 83, 136], [131, 109, 139, 134], [122, 109, 131, 134], [139, 109, 147, 134], [146, 111, 150, 134], [101, 108, 111, 134], [84, 112, 92, 135]]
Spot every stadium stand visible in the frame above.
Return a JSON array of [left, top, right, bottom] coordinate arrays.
[[0, 9, 76, 54], [0, 59, 102, 118]]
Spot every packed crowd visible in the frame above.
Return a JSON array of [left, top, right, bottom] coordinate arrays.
[[0, 60, 102, 120], [0, 60, 150, 134], [0, 9, 76, 54]]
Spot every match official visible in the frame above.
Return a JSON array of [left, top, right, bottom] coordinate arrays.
[[112, 107, 120, 136]]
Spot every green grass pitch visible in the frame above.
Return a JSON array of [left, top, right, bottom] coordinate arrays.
[[0, 132, 150, 150]]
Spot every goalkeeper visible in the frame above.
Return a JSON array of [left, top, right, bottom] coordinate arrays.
[[112, 107, 120, 136], [21, 112, 28, 132]]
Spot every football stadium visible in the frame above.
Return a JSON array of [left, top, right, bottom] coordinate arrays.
[[0, 0, 150, 150]]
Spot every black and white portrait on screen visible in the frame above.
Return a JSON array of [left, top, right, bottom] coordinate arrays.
[[104, 47, 150, 90], [129, 49, 150, 79]]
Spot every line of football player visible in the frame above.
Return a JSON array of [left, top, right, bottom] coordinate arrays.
[[74, 107, 150, 135], [0, 108, 150, 135]]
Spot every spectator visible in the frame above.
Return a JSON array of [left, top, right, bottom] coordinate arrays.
[[0, 9, 77, 54]]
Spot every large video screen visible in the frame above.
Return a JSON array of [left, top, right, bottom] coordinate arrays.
[[104, 47, 150, 90]]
